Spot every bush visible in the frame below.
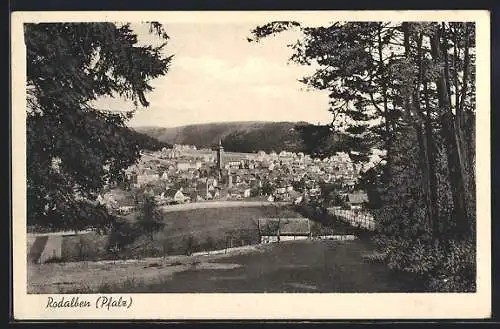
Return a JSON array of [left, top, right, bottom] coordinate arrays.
[[77, 236, 90, 261], [371, 235, 475, 292], [44, 256, 65, 264], [143, 244, 164, 258], [184, 235, 198, 256], [162, 239, 174, 256], [202, 236, 216, 252], [294, 203, 327, 224], [135, 195, 165, 241], [107, 218, 141, 253]]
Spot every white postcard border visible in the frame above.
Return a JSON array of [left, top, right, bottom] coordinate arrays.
[[11, 10, 491, 320]]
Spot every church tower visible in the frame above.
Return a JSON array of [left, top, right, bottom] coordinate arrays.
[[216, 139, 224, 170], [216, 139, 224, 184]]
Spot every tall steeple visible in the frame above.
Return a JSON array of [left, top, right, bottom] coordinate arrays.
[[215, 139, 224, 186], [216, 138, 224, 170]]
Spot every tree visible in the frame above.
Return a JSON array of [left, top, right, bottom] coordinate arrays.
[[250, 186, 261, 197], [249, 21, 475, 237], [26, 22, 173, 231], [135, 194, 165, 242], [271, 204, 283, 243], [318, 182, 344, 208], [261, 180, 274, 196], [291, 178, 306, 193], [249, 20, 476, 291]]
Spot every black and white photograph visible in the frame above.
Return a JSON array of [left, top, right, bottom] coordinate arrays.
[[12, 10, 490, 319]]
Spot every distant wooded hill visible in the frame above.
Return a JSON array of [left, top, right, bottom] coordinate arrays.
[[123, 127, 172, 151], [133, 121, 351, 154]]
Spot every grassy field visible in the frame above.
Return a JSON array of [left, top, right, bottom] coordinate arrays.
[[58, 204, 303, 262], [61, 232, 109, 262], [28, 238, 426, 294]]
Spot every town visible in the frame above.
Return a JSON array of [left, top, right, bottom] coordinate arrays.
[[97, 140, 375, 214]]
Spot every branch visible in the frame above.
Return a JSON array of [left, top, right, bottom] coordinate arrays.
[[248, 21, 301, 42], [369, 92, 384, 113]]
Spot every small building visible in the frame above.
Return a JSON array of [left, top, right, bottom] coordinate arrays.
[[346, 192, 369, 210], [294, 195, 304, 205], [96, 193, 119, 210], [118, 206, 135, 215], [276, 187, 287, 194], [202, 190, 213, 200], [309, 187, 321, 197], [165, 189, 188, 204], [258, 218, 311, 244], [136, 173, 160, 186], [177, 161, 201, 171]]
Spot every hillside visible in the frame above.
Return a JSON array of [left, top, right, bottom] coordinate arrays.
[[121, 127, 172, 151], [133, 121, 315, 153]]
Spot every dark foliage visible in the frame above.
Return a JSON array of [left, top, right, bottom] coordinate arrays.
[[136, 121, 350, 153], [107, 218, 142, 253], [26, 22, 173, 231], [134, 194, 165, 241], [126, 128, 172, 151], [250, 21, 476, 291]]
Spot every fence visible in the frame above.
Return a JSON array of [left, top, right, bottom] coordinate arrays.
[[327, 208, 376, 231]]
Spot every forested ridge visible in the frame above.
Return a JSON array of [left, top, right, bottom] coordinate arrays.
[[135, 121, 326, 153], [124, 127, 171, 151]]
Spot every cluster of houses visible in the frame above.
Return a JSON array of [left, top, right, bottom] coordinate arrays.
[[96, 145, 375, 214]]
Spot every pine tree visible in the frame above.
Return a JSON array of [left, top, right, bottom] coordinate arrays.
[[249, 20, 476, 291], [135, 194, 165, 242], [26, 22, 173, 231]]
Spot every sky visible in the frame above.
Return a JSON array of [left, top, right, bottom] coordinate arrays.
[[93, 22, 333, 128]]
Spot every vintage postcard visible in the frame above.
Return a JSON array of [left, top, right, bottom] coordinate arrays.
[[11, 10, 491, 320]]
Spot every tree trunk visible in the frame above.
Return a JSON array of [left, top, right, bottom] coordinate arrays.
[[430, 24, 470, 238], [416, 32, 439, 237], [375, 25, 396, 193], [457, 23, 474, 221], [402, 23, 434, 236], [423, 81, 439, 237], [277, 218, 281, 243], [377, 25, 392, 160]]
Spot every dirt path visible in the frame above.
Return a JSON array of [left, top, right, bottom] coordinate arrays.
[[28, 244, 263, 294], [160, 201, 290, 213], [38, 235, 63, 263], [28, 236, 48, 264]]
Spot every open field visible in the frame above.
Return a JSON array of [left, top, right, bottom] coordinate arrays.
[[44, 204, 305, 262], [28, 239, 426, 293]]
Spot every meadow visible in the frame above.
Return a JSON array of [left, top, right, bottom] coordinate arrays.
[[28, 239, 425, 294], [27, 203, 412, 294], [55, 204, 304, 262]]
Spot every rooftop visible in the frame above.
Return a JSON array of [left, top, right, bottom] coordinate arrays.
[[346, 192, 369, 204]]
